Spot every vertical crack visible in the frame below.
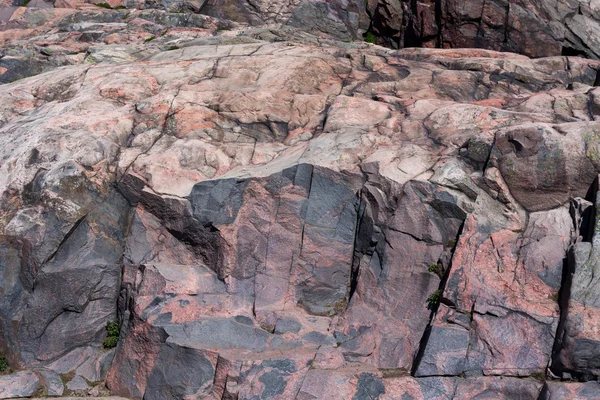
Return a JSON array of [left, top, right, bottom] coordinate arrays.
[[348, 188, 367, 304], [410, 219, 466, 376], [434, 0, 443, 47], [549, 179, 597, 378], [502, 2, 510, 46]]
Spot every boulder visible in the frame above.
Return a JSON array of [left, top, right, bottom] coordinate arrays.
[[37, 369, 64, 396], [0, 371, 41, 399]]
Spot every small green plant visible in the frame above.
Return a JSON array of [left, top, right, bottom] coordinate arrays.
[[364, 32, 376, 44], [427, 290, 442, 307], [512, 228, 524, 234], [216, 26, 230, 31], [103, 336, 119, 348], [144, 36, 156, 43], [115, 5, 126, 9], [428, 263, 443, 278], [446, 239, 457, 248], [95, 2, 112, 8], [103, 320, 120, 349], [106, 320, 119, 336], [167, 45, 179, 51], [0, 355, 8, 373], [22, 0, 31, 6]]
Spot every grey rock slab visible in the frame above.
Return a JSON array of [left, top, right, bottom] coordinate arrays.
[[566, 14, 600, 58], [190, 178, 248, 226], [163, 318, 270, 352], [0, 371, 41, 399], [37, 368, 64, 396], [66, 375, 89, 392], [76, 348, 115, 383], [144, 343, 217, 400], [541, 381, 600, 399], [414, 322, 470, 376]]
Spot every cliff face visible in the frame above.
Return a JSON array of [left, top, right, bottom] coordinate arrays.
[[1, 0, 600, 399]]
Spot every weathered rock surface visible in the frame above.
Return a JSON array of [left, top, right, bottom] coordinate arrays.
[[552, 182, 600, 381], [541, 381, 600, 399], [0, 371, 41, 399], [1, 0, 600, 399], [2, 0, 600, 72], [37, 369, 65, 396]]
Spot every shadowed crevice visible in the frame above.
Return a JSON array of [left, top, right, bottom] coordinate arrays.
[[411, 218, 465, 377]]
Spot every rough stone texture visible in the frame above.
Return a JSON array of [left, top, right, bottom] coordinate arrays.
[[373, 0, 600, 58], [37, 368, 65, 396], [2, 0, 600, 59], [144, 344, 217, 399], [553, 182, 600, 381], [541, 381, 600, 399], [65, 375, 89, 392], [295, 374, 546, 399], [0, 371, 41, 399], [415, 208, 567, 377], [1, 1, 600, 399]]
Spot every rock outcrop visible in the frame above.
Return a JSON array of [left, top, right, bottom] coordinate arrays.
[[2, 0, 600, 399]]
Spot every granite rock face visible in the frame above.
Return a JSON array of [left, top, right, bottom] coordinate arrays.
[[1, 0, 600, 399], [45, 0, 600, 58], [0, 371, 41, 399]]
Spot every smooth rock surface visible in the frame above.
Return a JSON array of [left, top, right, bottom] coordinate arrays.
[[66, 375, 89, 392]]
